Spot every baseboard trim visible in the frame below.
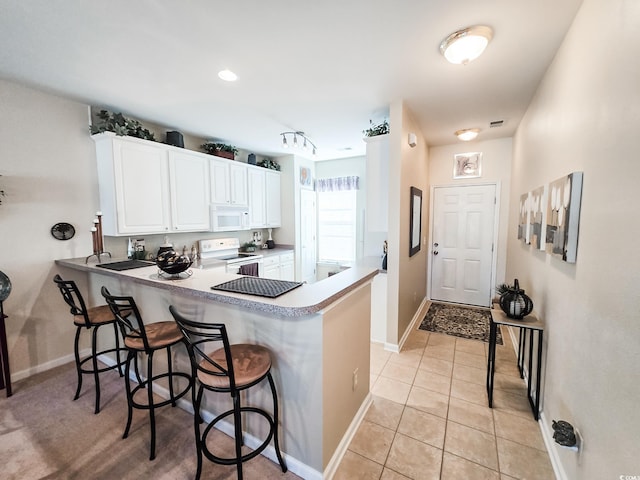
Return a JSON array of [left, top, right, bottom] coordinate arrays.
[[11, 348, 90, 382], [539, 411, 566, 480], [98, 353, 323, 480], [505, 328, 562, 480], [323, 392, 373, 480], [384, 297, 429, 353]]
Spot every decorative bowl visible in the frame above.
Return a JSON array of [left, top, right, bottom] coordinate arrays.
[[155, 250, 192, 275]]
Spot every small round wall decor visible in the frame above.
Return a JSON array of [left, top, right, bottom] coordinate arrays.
[[51, 222, 76, 240]]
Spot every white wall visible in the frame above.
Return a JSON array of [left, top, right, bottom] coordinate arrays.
[[507, 0, 640, 478], [386, 100, 429, 346], [429, 137, 513, 290], [0, 79, 99, 377]]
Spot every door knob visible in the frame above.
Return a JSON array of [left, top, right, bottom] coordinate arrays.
[[433, 242, 439, 247], [433, 251, 439, 255]]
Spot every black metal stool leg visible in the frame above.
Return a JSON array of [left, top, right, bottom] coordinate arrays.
[[233, 393, 244, 480], [123, 352, 134, 439], [268, 373, 288, 472], [148, 350, 156, 461], [167, 346, 176, 407], [113, 322, 124, 377], [194, 385, 205, 480], [91, 325, 102, 414], [73, 326, 83, 401]]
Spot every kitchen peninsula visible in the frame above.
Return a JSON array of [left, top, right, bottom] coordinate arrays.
[[56, 257, 377, 479]]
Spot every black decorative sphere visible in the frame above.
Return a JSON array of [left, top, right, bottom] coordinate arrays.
[[499, 279, 533, 319], [156, 249, 192, 275]]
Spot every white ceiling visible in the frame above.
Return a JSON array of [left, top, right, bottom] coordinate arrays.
[[0, 1, 583, 161]]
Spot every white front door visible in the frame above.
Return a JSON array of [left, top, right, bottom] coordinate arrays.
[[300, 189, 317, 284], [430, 184, 497, 307]]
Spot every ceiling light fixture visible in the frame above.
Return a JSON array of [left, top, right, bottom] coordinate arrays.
[[455, 128, 480, 141], [218, 69, 238, 82], [440, 25, 493, 65], [281, 131, 317, 156]]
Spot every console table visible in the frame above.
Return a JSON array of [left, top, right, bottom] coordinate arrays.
[[0, 301, 11, 397], [486, 307, 544, 420]]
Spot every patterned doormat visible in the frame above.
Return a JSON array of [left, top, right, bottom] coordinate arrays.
[[419, 302, 502, 344]]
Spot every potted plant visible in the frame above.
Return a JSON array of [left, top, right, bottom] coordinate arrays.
[[258, 158, 281, 171], [201, 142, 238, 160], [90, 109, 156, 141], [241, 241, 257, 253], [363, 119, 389, 137], [493, 282, 513, 304]]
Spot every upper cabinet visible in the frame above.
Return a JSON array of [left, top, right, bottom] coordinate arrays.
[[168, 150, 210, 232], [364, 134, 389, 232], [265, 170, 281, 227], [209, 158, 248, 206], [247, 166, 281, 228], [93, 133, 280, 236], [93, 133, 210, 236]]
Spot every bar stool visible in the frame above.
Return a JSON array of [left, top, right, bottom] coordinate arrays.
[[101, 287, 192, 460], [169, 305, 287, 480], [53, 274, 126, 414]]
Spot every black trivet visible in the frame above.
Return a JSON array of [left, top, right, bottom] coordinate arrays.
[[211, 277, 303, 298]]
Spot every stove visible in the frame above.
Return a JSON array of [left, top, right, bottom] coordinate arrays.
[[198, 237, 263, 275]]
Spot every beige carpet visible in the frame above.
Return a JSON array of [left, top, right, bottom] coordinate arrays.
[[0, 362, 299, 480]]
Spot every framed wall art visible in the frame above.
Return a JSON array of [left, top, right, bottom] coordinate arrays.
[[453, 152, 482, 179], [518, 192, 531, 244], [409, 186, 422, 257], [529, 185, 546, 251], [545, 172, 583, 263]]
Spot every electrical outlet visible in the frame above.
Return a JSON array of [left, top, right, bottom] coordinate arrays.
[[352, 368, 358, 391]]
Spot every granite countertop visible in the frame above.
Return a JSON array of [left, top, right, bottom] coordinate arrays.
[[55, 257, 377, 318], [255, 246, 294, 257]]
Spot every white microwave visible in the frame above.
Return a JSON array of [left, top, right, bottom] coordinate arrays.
[[210, 205, 250, 232]]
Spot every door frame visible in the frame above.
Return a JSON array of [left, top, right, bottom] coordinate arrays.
[[427, 181, 501, 306]]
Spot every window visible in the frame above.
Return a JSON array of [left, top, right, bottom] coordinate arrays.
[[317, 189, 357, 263]]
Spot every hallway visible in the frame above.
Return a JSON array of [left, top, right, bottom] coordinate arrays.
[[334, 327, 554, 479]]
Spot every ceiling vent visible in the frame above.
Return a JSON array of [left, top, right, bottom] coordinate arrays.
[[489, 120, 504, 128]]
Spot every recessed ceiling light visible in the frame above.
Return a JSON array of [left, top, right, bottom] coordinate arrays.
[[440, 25, 493, 65], [455, 128, 480, 141], [218, 69, 238, 82]]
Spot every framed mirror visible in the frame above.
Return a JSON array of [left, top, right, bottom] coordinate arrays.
[[410, 186, 422, 257]]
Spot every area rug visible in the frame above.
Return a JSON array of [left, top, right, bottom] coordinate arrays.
[[419, 302, 502, 344]]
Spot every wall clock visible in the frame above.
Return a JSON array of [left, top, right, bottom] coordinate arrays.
[[51, 222, 76, 240]]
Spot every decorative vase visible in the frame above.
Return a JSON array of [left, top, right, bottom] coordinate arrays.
[[499, 279, 533, 319]]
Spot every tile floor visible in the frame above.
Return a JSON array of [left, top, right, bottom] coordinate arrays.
[[334, 326, 555, 480]]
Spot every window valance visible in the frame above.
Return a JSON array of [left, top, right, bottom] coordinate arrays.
[[315, 176, 360, 192]]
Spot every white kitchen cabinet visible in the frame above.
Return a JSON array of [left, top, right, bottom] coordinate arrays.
[[93, 133, 210, 236], [279, 252, 295, 281], [248, 167, 266, 227], [209, 158, 230, 204], [168, 150, 210, 232], [210, 158, 248, 206], [95, 134, 171, 235], [265, 170, 281, 227], [262, 255, 280, 280], [364, 134, 389, 232], [247, 166, 281, 228], [262, 252, 294, 281]]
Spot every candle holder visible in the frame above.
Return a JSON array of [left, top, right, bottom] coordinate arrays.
[[85, 212, 112, 263]]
